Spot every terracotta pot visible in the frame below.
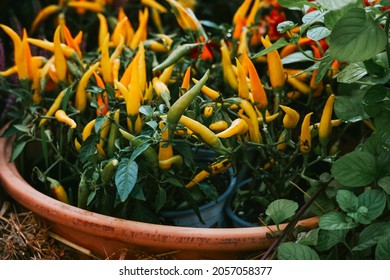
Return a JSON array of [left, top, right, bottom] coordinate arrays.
[[0, 125, 319, 259]]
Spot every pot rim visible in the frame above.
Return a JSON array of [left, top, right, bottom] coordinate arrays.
[[0, 124, 318, 252]]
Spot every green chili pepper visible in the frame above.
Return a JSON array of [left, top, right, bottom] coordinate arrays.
[[101, 159, 119, 184], [77, 174, 91, 209], [166, 69, 210, 139], [119, 128, 159, 175], [153, 43, 201, 72]]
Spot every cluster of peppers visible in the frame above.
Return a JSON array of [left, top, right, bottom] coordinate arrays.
[[0, 0, 342, 221]]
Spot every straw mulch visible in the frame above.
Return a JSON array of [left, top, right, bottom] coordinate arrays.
[[0, 190, 94, 260]]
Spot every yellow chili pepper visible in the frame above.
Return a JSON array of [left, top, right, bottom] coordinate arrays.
[[97, 13, 108, 49], [53, 25, 67, 82], [209, 120, 229, 132], [39, 88, 67, 127], [158, 121, 173, 170], [27, 38, 78, 59], [167, 0, 199, 31], [177, 115, 230, 154], [234, 98, 261, 143], [261, 35, 285, 90], [158, 63, 175, 84], [192, 78, 221, 101], [159, 155, 183, 169], [232, 0, 252, 25], [101, 33, 112, 84], [98, 114, 112, 150], [216, 118, 249, 138], [243, 54, 268, 109], [319, 94, 335, 147], [111, 16, 128, 47], [118, 7, 134, 46], [74, 138, 81, 152], [300, 112, 313, 154], [0, 24, 21, 65], [279, 105, 300, 129], [220, 40, 238, 91], [185, 159, 231, 188], [63, 24, 82, 59], [235, 58, 249, 100], [246, 0, 260, 27], [30, 5, 61, 34], [152, 77, 171, 107], [130, 8, 149, 49], [67, 1, 104, 13], [203, 105, 214, 118], [141, 0, 168, 13], [286, 75, 312, 95], [82, 119, 96, 141], [48, 177, 69, 204], [181, 66, 192, 92], [55, 109, 77, 129], [137, 43, 147, 93], [75, 61, 100, 112]]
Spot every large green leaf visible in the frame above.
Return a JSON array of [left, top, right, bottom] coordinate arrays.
[[316, 229, 349, 251], [115, 158, 138, 202], [278, 242, 320, 260], [358, 189, 387, 221], [375, 236, 390, 260], [334, 93, 369, 123], [318, 0, 359, 10], [378, 176, 390, 194], [336, 62, 367, 83], [324, 3, 359, 29], [265, 199, 298, 226], [278, 0, 310, 8], [336, 190, 358, 213], [307, 26, 331, 41], [353, 222, 390, 251], [319, 211, 358, 230], [331, 151, 377, 187], [329, 8, 387, 62]]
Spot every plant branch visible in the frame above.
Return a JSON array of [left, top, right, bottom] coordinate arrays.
[[260, 183, 326, 260]]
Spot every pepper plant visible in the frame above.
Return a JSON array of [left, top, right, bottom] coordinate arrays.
[[262, 0, 390, 260]]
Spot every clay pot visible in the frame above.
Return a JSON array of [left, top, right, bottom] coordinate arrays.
[[0, 125, 318, 259]]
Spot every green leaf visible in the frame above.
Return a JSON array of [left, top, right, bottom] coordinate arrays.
[[336, 62, 367, 83], [94, 115, 108, 133], [353, 222, 390, 251], [277, 21, 297, 33], [358, 189, 386, 221], [324, 3, 359, 29], [79, 134, 98, 163], [115, 158, 138, 202], [296, 229, 319, 246], [316, 229, 349, 251], [318, 0, 359, 10], [129, 141, 152, 162], [277, 0, 309, 8], [363, 85, 390, 105], [307, 26, 331, 41], [319, 211, 358, 230], [329, 8, 387, 62], [375, 236, 390, 260], [155, 186, 166, 212], [265, 199, 298, 226], [331, 151, 377, 187], [278, 242, 320, 260], [336, 189, 358, 212], [13, 124, 29, 133], [334, 92, 369, 123], [378, 176, 390, 194], [314, 56, 334, 85], [282, 51, 314, 65], [10, 140, 30, 162], [251, 38, 289, 59]]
